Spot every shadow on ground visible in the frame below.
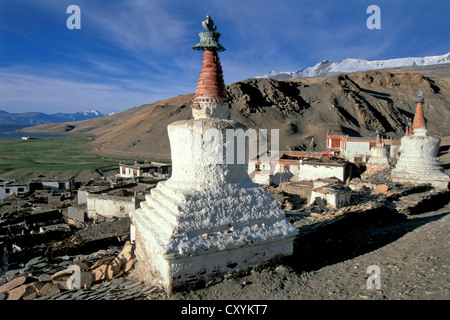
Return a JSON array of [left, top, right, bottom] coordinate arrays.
[[283, 206, 449, 274]]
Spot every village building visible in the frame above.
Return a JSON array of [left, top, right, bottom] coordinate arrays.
[[73, 179, 156, 220], [310, 182, 352, 209], [248, 151, 351, 186], [391, 91, 449, 189], [0, 180, 30, 200], [118, 162, 171, 179], [30, 176, 75, 194], [326, 133, 394, 163], [86, 190, 143, 219]]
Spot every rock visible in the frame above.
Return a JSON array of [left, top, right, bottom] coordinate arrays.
[[38, 273, 53, 282], [24, 256, 47, 268], [39, 223, 71, 233], [22, 284, 39, 300], [66, 265, 93, 290], [39, 282, 61, 296], [73, 260, 89, 271], [3, 269, 20, 279], [52, 269, 68, 281], [309, 206, 323, 214], [0, 292, 6, 300], [109, 258, 122, 276], [31, 281, 46, 293], [123, 260, 134, 273], [0, 276, 26, 293], [315, 197, 327, 209], [51, 269, 71, 290], [310, 212, 324, 219], [90, 256, 115, 269], [92, 264, 108, 282], [6, 284, 27, 300], [373, 184, 390, 194]]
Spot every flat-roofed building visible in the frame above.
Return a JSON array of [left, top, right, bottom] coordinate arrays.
[[119, 162, 171, 178], [0, 180, 30, 199]]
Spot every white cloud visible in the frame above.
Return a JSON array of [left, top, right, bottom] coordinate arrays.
[[0, 66, 187, 114]]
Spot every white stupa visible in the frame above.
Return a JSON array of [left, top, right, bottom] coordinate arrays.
[[129, 15, 297, 293], [365, 131, 390, 175], [391, 91, 449, 189]]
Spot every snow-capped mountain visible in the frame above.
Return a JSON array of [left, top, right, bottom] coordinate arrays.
[[258, 52, 450, 80], [0, 109, 107, 125], [81, 110, 102, 116]]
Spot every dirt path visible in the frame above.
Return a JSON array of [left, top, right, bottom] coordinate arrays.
[[170, 203, 449, 300]]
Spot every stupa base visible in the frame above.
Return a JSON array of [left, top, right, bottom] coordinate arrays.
[[129, 180, 297, 293], [391, 135, 449, 189], [132, 225, 294, 292], [366, 162, 390, 175], [391, 170, 449, 189]]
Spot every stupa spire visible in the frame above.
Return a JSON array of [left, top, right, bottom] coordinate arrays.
[[191, 15, 229, 119], [375, 130, 382, 145], [412, 90, 427, 135]]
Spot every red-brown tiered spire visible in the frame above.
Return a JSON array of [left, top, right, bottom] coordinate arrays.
[[411, 90, 426, 134], [192, 48, 227, 107], [376, 131, 382, 144], [412, 101, 426, 131]]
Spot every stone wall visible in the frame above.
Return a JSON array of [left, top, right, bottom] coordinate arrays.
[[87, 194, 139, 218], [297, 162, 346, 182]]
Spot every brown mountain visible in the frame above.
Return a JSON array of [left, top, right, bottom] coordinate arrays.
[[20, 69, 450, 160]]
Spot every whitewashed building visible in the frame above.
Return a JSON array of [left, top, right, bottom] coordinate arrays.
[[310, 184, 351, 209], [0, 181, 30, 200], [86, 192, 141, 219], [119, 162, 171, 178], [326, 134, 393, 163], [30, 177, 75, 193], [248, 153, 349, 186]]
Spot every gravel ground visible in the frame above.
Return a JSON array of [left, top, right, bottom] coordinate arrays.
[[170, 202, 449, 300]]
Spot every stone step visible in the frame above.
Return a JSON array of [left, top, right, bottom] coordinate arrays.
[[145, 194, 180, 219], [141, 198, 178, 228], [131, 208, 172, 251]]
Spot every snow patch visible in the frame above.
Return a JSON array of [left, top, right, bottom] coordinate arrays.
[[258, 52, 450, 79]]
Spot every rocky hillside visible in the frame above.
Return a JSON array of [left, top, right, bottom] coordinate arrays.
[[20, 69, 450, 160]]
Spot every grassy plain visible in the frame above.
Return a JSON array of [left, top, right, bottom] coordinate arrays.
[[0, 137, 133, 182]]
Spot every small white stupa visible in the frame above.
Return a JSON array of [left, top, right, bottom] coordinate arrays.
[[365, 131, 390, 175], [129, 15, 297, 293], [391, 91, 449, 189]]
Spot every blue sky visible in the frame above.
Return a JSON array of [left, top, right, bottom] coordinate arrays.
[[0, 0, 449, 114]]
